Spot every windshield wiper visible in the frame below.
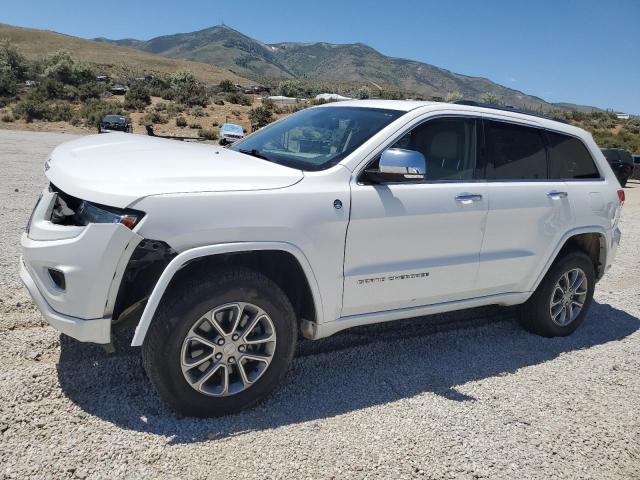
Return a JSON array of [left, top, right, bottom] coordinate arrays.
[[239, 148, 271, 162]]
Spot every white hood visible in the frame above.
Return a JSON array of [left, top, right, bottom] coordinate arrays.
[[46, 133, 304, 208]]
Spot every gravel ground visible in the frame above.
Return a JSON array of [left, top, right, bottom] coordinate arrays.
[[0, 129, 638, 480]]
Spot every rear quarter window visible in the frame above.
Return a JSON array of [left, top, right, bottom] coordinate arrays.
[[548, 132, 600, 179]]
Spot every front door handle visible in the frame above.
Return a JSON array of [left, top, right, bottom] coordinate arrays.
[[547, 191, 568, 199], [455, 193, 483, 204]]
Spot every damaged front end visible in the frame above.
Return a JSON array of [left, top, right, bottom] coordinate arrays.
[[21, 184, 175, 345], [111, 239, 176, 328]]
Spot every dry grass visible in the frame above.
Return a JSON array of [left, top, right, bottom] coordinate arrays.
[[0, 23, 250, 85]]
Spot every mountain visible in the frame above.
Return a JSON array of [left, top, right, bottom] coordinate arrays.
[[98, 24, 568, 111], [0, 23, 249, 85]]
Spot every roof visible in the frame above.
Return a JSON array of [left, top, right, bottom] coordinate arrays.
[[317, 99, 581, 134]]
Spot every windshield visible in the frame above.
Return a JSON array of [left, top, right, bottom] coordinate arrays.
[[231, 106, 403, 171], [222, 123, 243, 133], [104, 115, 125, 123]]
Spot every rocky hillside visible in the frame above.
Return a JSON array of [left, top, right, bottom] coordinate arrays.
[[97, 24, 594, 111]]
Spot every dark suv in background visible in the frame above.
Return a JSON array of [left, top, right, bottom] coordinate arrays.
[[601, 148, 634, 186], [98, 115, 132, 134]]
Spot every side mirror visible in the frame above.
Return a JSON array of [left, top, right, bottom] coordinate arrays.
[[378, 148, 426, 180]]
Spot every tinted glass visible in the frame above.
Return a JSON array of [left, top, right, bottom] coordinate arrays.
[[619, 150, 634, 165], [548, 132, 600, 179], [231, 107, 403, 171], [390, 117, 476, 180], [485, 121, 547, 180], [601, 149, 620, 162]]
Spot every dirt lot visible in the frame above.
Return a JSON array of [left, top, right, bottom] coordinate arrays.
[[0, 129, 638, 479]]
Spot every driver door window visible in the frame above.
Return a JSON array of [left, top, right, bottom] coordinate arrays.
[[390, 117, 477, 181]]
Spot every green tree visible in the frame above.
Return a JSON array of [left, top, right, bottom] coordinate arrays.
[[43, 51, 94, 86], [124, 84, 151, 110], [218, 79, 236, 92], [170, 70, 208, 107], [0, 40, 27, 97], [479, 92, 501, 104], [249, 105, 274, 129], [355, 86, 372, 100], [445, 91, 463, 103]]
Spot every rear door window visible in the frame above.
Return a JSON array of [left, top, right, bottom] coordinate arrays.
[[547, 131, 600, 179], [484, 120, 547, 180]]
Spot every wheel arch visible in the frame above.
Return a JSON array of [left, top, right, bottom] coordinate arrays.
[[530, 227, 608, 293], [130, 242, 324, 346]]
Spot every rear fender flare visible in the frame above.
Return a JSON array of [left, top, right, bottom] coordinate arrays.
[[528, 226, 608, 294]]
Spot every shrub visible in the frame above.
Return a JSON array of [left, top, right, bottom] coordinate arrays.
[[50, 102, 74, 122], [445, 91, 463, 103], [231, 109, 241, 117], [0, 40, 28, 96], [175, 116, 187, 127], [166, 102, 185, 116], [124, 84, 151, 110], [191, 105, 206, 117], [277, 80, 306, 98], [198, 128, 218, 140], [213, 98, 225, 106], [225, 91, 252, 106], [1, 112, 14, 122], [219, 79, 236, 92], [154, 102, 167, 112], [479, 92, 501, 104], [43, 51, 94, 86], [80, 98, 122, 126], [77, 81, 105, 101], [170, 70, 208, 107], [147, 76, 172, 97], [249, 105, 273, 129], [139, 111, 168, 125], [14, 91, 51, 122], [188, 122, 202, 129], [354, 86, 371, 100]]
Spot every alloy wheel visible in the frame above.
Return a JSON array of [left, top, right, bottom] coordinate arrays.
[[549, 268, 588, 327], [180, 302, 276, 396]]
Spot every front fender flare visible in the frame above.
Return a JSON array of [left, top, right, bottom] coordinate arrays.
[[130, 241, 324, 346]]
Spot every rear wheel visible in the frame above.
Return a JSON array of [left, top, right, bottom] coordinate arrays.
[[518, 251, 595, 337], [142, 267, 297, 417]]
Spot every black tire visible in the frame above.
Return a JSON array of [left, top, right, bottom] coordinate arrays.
[[518, 251, 595, 337], [620, 177, 628, 187], [142, 266, 297, 417]]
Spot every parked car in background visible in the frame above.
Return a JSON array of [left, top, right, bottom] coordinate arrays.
[[601, 148, 634, 186], [98, 115, 132, 133], [219, 123, 245, 145], [21, 100, 624, 416]]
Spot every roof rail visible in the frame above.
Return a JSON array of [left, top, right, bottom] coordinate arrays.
[[453, 100, 568, 124]]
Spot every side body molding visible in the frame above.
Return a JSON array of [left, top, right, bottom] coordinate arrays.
[[130, 241, 324, 346]]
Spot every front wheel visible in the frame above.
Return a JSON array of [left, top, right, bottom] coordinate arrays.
[[518, 251, 595, 337], [142, 267, 297, 417]]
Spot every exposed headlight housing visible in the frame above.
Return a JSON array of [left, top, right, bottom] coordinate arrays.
[[74, 201, 143, 229]]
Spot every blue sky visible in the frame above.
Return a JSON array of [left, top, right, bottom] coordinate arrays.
[[3, 0, 639, 113]]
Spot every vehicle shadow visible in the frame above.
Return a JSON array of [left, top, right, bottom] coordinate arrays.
[[56, 301, 639, 444]]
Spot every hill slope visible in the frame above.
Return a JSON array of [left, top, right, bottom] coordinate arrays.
[[0, 23, 249, 85], [99, 24, 575, 111]]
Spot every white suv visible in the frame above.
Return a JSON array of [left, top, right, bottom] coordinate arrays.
[[21, 100, 624, 416]]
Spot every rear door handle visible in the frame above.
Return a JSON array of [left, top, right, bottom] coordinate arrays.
[[455, 193, 483, 204], [547, 191, 568, 199]]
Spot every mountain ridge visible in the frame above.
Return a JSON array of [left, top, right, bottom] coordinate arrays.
[[96, 24, 599, 112]]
